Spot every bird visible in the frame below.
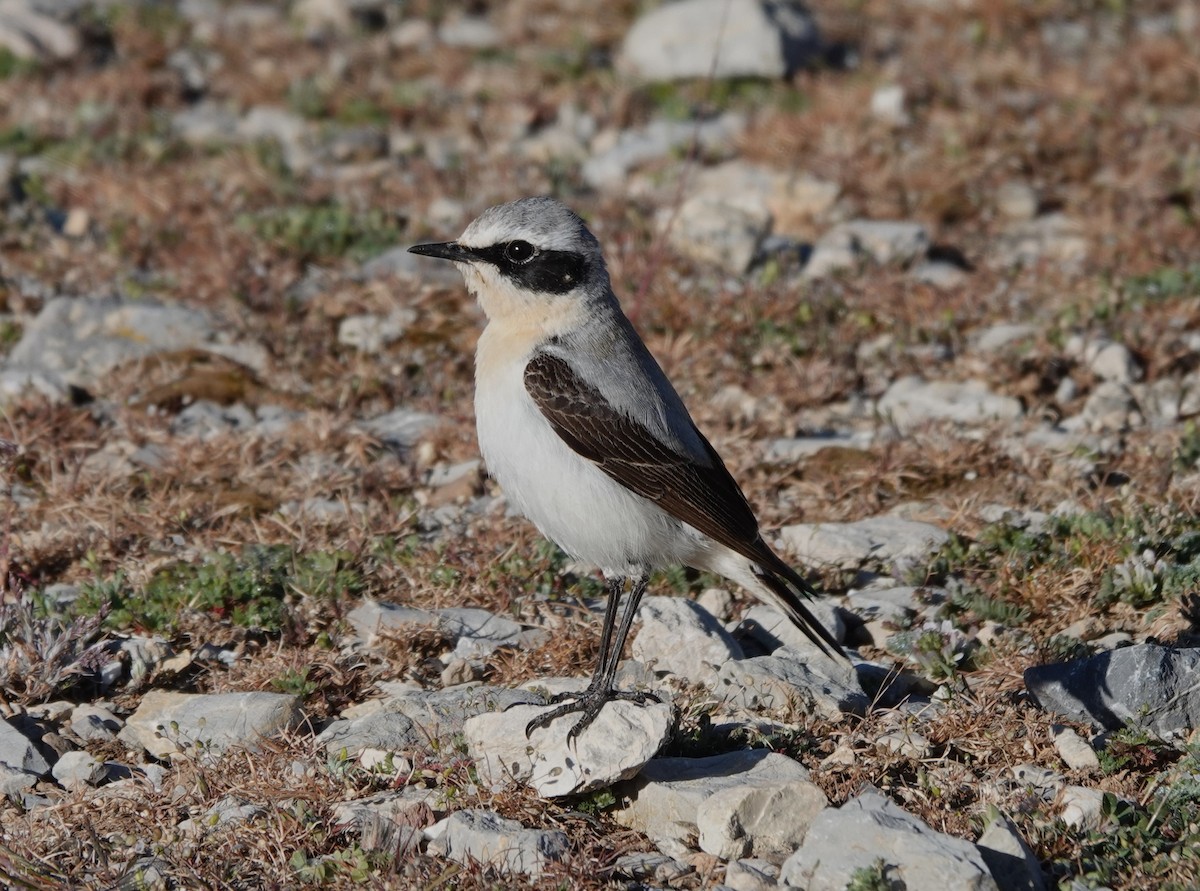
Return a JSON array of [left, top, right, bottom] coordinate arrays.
[[409, 196, 844, 741]]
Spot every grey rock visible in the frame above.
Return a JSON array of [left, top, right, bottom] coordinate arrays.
[[781, 789, 998, 890], [0, 0, 80, 61], [6, 296, 221, 392], [697, 773, 827, 861], [665, 191, 771, 273], [1076, 380, 1139, 432], [426, 809, 569, 878], [878, 376, 1024, 430], [633, 596, 744, 683], [0, 763, 38, 799], [70, 704, 122, 742], [991, 213, 1088, 269], [348, 601, 540, 658], [995, 182, 1040, 221], [725, 857, 780, 891], [332, 786, 442, 853], [732, 603, 845, 658], [317, 712, 423, 758], [337, 310, 416, 354], [464, 699, 674, 797], [582, 113, 745, 188], [843, 220, 929, 265], [52, 750, 105, 790], [613, 750, 812, 846], [0, 718, 49, 775], [1025, 644, 1200, 742], [802, 226, 860, 279], [179, 795, 265, 834], [1088, 342, 1141, 384], [765, 431, 873, 462], [437, 14, 499, 48], [0, 368, 69, 403], [619, 0, 820, 82], [1010, 763, 1066, 799], [686, 162, 840, 237], [172, 101, 240, 145], [357, 408, 441, 452], [976, 812, 1046, 891], [712, 653, 868, 720], [380, 685, 544, 745], [613, 851, 693, 884], [1052, 726, 1100, 771], [119, 690, 303, 759], [870, 84, 908, 126], [911, 260, 969, 288], [1060, 785, 1106, 829], [779, 516, 950, 572], [974, 323, 1037, 353]]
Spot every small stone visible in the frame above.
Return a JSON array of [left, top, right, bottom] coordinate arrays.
[[1025, 643, 1200, 741], [179, 796, 265, 834], [1052, 726, 1100, 771], [878, 377, 1024, 431], [437, 14, 499, 48], [876, 729, 931, 758], [779, 516, 950, 573], [974, 323, 1037, 353], [780, 789, 997, 890], [582, 114, 746, 188], [67, 704, 121, 742], [463, 699, 673, 798], [427, 809, 568, 878], [995, 182, 1039, 221], [712, 653, 868, 720], [61, 207, 89, 238], [0, 719, 49, 775], [724, 857, 780, 891], [633, 596, 744, 684], [870, 84, 909, 126], [698, 587, 736, 622], [332, 787, 440, 854], [1088, 342, 1141, 384], [664, 192, 771, 273], [52, 750, 105, 791], [377, 685, 543, 746], [1060, 785, 1106, 830], [990, 213, 1088, 269], [732, 603, 845, 659], [357, 408, 441, 453], [613, 851, 693, 883], [337, 309, 417, 354], [976, 812, 1046, 891], [696, 775, 827, 861], [317, 712, 423, 759], [440, 658, 480, 687], [618, 0, 821, 82], [613, 750, 812, 849], [119, 691, 303, 759]]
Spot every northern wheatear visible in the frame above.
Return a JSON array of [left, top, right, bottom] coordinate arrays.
[[410, 196, 843, 739]]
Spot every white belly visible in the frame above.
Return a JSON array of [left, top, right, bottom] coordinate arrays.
[[475, 346, 697, 576]]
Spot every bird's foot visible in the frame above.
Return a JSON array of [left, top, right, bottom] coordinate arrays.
[[524, 686, 661, 743]]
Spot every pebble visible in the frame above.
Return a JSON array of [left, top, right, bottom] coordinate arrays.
[[463, 699, 674, 797], [0, 718, 50, 775], [995, 181, 1040, 221], [618, 0, 821, 82], [355, 408, 442, 452], [779, 516, 950, 573], [731, 603, 845, 659], [780, 789, 997, 890], [976, 813, 1046, 891], [119, 691, 303, 759], [426, 809, 569, 878], [633, 595, 744, 683], [870, 84, 909, 126], [1052, 726, 1100, 771], [990, 213, 1088, 269], [52, 750, 105, 791], [1025, 643, 1200, 742], [0, 0, 80, 61], [612, 750, 815, 849], [712, 652, 869, 720], [1060, 785, 1106, 830], [724, 857, 780, 891], [877, 376, 1024, 431], [581, 113, 746, 188]]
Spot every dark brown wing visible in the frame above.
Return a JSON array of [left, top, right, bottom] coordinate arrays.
[[525, 351, 845, 659], [524, 351, 765, 560]]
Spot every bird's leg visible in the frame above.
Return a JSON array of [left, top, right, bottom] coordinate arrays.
[[539, 575, 623, 705], [524, 572, 661, 742]]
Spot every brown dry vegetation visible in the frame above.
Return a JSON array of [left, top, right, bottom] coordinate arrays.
[[0, 0, 1199, 888]]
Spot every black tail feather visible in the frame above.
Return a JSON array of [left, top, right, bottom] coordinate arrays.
[[753, 556, 847, 661]]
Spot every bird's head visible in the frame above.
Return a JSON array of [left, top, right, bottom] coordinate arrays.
[[408, 197, 610, 325]]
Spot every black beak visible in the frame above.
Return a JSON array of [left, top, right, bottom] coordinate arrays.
[[408, 241, 470, 262]]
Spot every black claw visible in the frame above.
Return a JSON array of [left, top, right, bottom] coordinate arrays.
[[522, 687, 662, 739]]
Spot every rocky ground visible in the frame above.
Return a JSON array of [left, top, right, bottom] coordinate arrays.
[[0, 0, 1198, 888]]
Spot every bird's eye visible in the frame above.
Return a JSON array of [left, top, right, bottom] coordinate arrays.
[[504, 240, 536, 264]]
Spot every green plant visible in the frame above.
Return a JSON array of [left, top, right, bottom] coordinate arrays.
[[271, 666, 317, 697], [238, 204, 403, 262], [846, 858, 895, 891], [76, 545, 363, 633]]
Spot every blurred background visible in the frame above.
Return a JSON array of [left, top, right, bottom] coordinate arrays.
[[1, 1, 1199, 888]]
